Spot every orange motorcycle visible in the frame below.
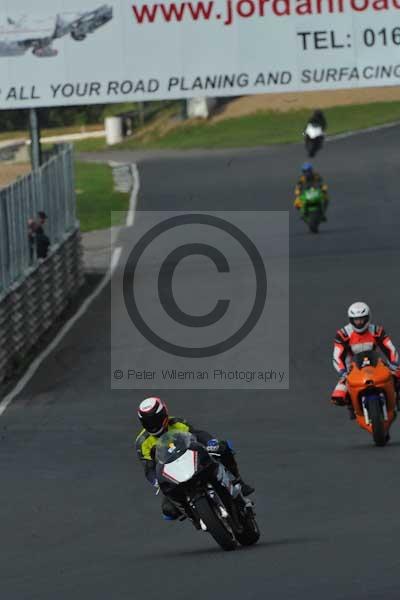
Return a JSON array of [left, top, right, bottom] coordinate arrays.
[[347, 350, 397, 446]]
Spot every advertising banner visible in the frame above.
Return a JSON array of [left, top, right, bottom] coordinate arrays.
[[1, 0, 400, 107]]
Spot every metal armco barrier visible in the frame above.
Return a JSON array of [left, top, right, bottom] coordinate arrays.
[[0, 144, 84, 387], [0, 229, 84, 385]]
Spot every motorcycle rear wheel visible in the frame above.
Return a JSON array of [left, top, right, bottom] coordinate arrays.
[[235, 511, 260, 546], [194, 496, 237, 551]]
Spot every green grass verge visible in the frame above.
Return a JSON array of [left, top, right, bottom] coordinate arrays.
[[75, 162, 129, 232], [73, 100, 400, 152], [73, 137, 110, 152]]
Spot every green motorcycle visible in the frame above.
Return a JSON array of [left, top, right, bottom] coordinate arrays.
[[299, 187, 325, 234]]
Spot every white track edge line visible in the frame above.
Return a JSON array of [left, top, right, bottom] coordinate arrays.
[[127, 163, 139, 226], [326, 120, 400, 143]]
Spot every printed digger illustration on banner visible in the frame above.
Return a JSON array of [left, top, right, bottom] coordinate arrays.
[[0, 5, 113, 57]]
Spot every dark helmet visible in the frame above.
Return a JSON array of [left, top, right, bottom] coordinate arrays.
[[138, 397, 169, 436]]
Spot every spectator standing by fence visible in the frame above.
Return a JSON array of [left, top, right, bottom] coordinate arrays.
[[28, 211, 50, 261], [35, 211, 50, 259], [1, 144, 75, 294], [27, 218, 37, 263]]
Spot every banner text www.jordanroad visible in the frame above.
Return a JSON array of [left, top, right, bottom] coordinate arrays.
[[132, 0, 400, 27]]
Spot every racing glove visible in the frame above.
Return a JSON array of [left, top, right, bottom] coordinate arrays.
[[206, 438, 221, 455], [294, 198, 302, 209]]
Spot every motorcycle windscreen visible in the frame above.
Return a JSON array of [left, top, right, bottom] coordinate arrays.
[[162, 450, 198, 484], [304, 188, 322, 201]]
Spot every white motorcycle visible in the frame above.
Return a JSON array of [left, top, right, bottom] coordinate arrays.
[[304, 123, 324, 158]]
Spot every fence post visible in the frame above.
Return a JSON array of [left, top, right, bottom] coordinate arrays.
[[29, 108, 42, 171]]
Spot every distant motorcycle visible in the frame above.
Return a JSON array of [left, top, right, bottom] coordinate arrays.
[[346, 350, 397, 447], [304, 123, 324, 158], [155, 431, 260, 551], [298, 186, 325, 234]]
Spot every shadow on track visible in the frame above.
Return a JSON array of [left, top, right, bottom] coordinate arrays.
[[347, 440, 400, 451], [140, 536, 325, 561], [291, 226, 367, 238]]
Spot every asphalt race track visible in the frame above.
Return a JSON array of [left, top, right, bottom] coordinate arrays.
[[3, 126, 400, 599]]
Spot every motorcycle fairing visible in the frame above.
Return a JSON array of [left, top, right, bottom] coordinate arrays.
[[347, 351, 396, 434], [305, 124, 323, 138], [162, 449, 198, 484]]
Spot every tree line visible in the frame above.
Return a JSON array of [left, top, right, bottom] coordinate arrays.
[[0, 102, 176, 132], [0, 105, 111, 131]]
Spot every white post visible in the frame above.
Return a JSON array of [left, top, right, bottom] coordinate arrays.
[[105, 117, 124, 145]]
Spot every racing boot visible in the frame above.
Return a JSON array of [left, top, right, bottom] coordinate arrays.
[[161, 497, 181, 521], [221, 443, 255, 496], [239, 480, 255, 496], [347, 405, 356, 420], [332, 394, 355, 419]]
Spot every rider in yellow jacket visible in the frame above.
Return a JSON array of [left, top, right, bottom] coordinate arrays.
[[135, 397, 254, 519], [294, 162, 328, 217]]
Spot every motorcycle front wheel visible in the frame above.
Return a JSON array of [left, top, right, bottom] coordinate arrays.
[[305, 137, 316, 158], [308, 212, 320, 234], [194, 496, 237, 551], [368, 400, 387, 447]]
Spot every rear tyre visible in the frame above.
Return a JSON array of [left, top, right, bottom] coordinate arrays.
[[194, 496, 237, 551], [305, 138, 315, 157], [235, 511, 260, 546], [368, 400, 387, 447], [308, 212, 320, 234]]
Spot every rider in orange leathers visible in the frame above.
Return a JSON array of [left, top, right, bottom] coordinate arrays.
[[332, 302, 400, 418]]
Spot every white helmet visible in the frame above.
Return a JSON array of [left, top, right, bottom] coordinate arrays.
[[348, 302, 371, 333]]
